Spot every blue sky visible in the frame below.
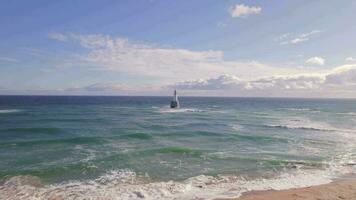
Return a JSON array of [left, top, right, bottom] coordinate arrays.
[[1, 0, 356, 97]]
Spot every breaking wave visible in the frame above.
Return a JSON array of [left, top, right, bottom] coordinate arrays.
[[266, 125, 335, 132], [1, 164, 354, 200], [0, 137, 104, 147], [283, 108, 313, 111], [336, 112, 356, 116], [136, 146, 202, 156], [265, 118, 338, 132], [0, 109, 23, 114], [155, 107, 205, 113], [282, 108, 321, 113], [0, 127, 63, 134]]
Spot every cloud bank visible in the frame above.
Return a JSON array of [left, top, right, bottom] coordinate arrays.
[[68, 82, 131, 92], [47, 32, 356, 97], [48, 33, 307, 82], [171, 65, 356, 94], [67, 65, 356, 97]]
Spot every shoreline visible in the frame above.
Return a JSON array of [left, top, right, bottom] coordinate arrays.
[[1, 173, 356, 199], [234, 179, 356, 200]]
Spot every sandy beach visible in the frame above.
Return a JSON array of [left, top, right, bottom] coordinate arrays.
[[234, 180, 356, 200]]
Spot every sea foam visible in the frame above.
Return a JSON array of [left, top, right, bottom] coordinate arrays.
[[155, 107, 204, 113], [0, 109, 22, 114], [267, 117, 338, 132], [2, 166, 352, 200]]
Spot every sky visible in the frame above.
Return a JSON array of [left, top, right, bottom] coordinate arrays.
[[1, 0, 356, 97]]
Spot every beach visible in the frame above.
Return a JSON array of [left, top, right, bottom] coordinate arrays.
[[236, 180, 356, 200]]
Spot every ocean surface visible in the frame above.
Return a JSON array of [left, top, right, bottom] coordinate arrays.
[[0, 96, 355, 199]]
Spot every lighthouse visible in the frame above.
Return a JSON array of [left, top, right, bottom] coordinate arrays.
[[170, 90, 180, 109]]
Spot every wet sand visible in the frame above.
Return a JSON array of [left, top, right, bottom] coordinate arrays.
[[234, 180, 356, 200]]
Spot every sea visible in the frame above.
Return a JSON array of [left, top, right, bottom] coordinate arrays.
[[0, 96, 355, 199]]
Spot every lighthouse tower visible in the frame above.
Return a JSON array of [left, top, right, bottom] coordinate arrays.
[[170, 90, 180, 109]]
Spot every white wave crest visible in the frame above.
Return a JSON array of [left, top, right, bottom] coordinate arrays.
[[155, 107, 204, 113], [282, 108, 321, 113], [231, 124, 244, 131], [267, 118, 356, 139], [0, 109, 22, 114], [267, 118, 337, 132], [336, 112, 356, 116], [284, 108, 313, 111], [2, 164, 356, 200]]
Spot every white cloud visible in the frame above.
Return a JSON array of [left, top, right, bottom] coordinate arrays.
[[306, 57, 325, 65], [68, 82, 131, 92], [0, 57, 19, 63], [299, 30, 322, 38], [325, 65, 356, 85], [171, 65, 356, 93], [289, 37, 308, 44], [48, 33, 308, 82], [173, 74, 247, 90], [48, 32, 356, 97], [48, 32, 68, 41], [173, 74, 324, 91], [22, 47, 44, 57], [229, 4, 261, 18], [66, 82, 165, 96], [345, 57, 356, 62], [252, 75, 324, 90], [279, 30, 322, 45]]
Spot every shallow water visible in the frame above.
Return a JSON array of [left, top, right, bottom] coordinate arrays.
[[0, 96, 355, 199]]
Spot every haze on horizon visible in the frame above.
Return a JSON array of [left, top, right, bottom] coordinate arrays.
[[1, 0, 356, 98]]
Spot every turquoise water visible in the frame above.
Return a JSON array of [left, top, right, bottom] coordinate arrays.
[[0, 96, 356, 199]]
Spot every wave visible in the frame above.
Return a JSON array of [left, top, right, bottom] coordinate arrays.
[[231, 124, 244, 131], [155, 130, 224, 138], [265, 118, 337, 132], [0, 137, 104, 147], [252, 111, 269, 116], [0, 109, 23, 114], [0, 127, 63, 134], [263, 118, 356, 150], [336, 112, 356, 116], [232, 133, 291, 143], [282, 109, 356, 116], [282, 108, 321, 113], [136, 146, 202, 156], [123, 132, 153, 140], [266, 124, 335, 132], [2, 138, 355, 200], [156, 107, 205, 113], [208, 105, 221, 109], [283, 108, 313, 111], [207, 153, 324, 168], [1, 165, 352, 200], [153, 105, 229, 114]]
